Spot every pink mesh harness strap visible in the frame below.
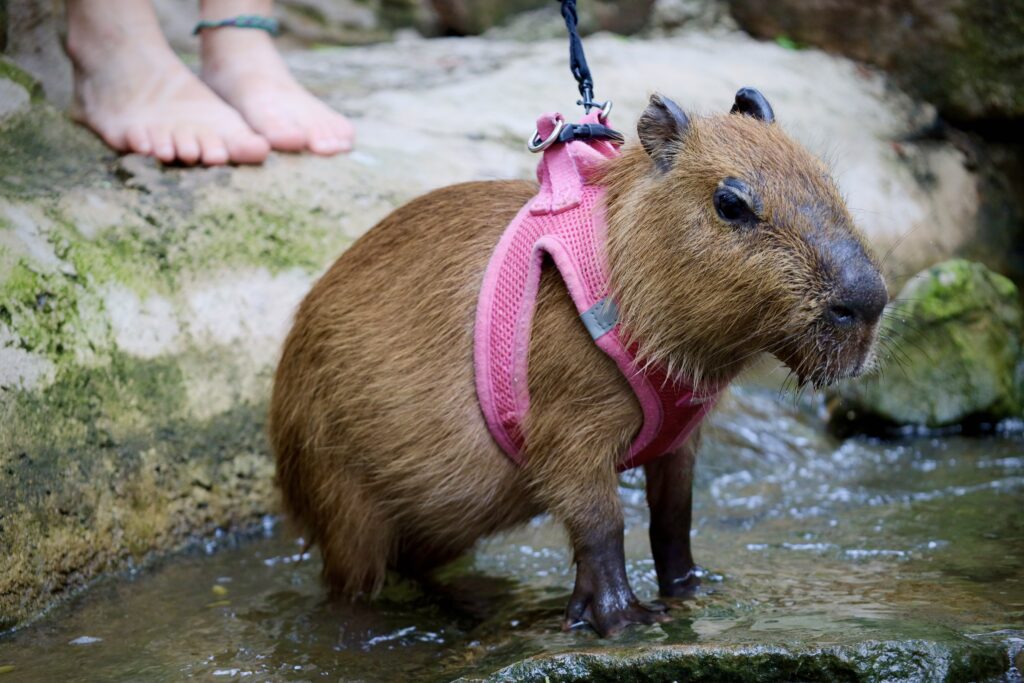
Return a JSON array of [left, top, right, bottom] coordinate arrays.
[[474, 111, 719, 471]]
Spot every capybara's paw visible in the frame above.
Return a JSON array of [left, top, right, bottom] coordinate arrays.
[[659, 565, 703, 599], [563, 592, 670, 637]]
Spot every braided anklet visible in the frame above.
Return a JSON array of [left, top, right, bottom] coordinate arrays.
[[193, 14, 280, 36]]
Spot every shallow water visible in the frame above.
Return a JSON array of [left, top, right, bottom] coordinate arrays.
[[1, 385, 1022, 681]]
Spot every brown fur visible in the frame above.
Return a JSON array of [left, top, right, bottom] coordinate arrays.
[[269, 101, 883, 615]]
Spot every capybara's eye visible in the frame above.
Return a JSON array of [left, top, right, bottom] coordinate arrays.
[[714, 187, 751, 223], [713, 177, 759, 227]]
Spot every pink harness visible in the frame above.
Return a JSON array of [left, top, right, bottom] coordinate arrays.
[[474, 111, 719, 471]]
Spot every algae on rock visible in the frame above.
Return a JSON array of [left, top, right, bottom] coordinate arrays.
[[831, 259, 1024, 430]]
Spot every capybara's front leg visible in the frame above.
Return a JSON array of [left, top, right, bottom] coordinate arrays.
[[529, 436, 668, 637], [645, 434, 702, 598], [525, 267, 668, 636], [563, 518, 669, 637]]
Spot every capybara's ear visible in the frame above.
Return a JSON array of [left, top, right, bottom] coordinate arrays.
[[638, 93, 690, 173], [730, 87, 775, 123]]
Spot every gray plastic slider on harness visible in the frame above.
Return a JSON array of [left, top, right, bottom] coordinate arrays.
[[580, 297, 619, 341]]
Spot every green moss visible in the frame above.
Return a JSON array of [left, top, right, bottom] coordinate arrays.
[[834, 259, 1024, 429], [0, 353, 273, 629], [0, 260, 86, 361], [185, 202, 347, 275], [0, 108, 113, 198], [901, 259, 1020, 323], [1, 353, 187, 456], [0, 58, 43, 103], [38, 198, 347, 299], [60, 230, 170, 296]]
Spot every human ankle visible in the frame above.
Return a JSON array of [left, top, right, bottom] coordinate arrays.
[[66, 0, 168, 72], [199, 0, 274, 23]]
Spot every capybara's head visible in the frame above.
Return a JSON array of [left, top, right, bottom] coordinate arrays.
[[603, 89, 887, 389]]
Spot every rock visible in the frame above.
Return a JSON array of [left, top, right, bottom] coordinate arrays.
[[587, 0, 657, 35], [830, 260, 1024, 431], [2, 0, 72, 108], [1, 1, 8, 52], [650, 0, 734, 33], [0, 74, 30, 122], [456, 640, 1010, 682], [432, 0, 658, 36], [151, 0, 396, 51], [968, 138, 1024, 286], [428, 0, 548, 35], [726, 0, 1024, 123], [0, 32, 995, 629], [267, 0, 397, 45], [0, 57, 43, 104]]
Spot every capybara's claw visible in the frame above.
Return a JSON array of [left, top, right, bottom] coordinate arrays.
[[563, 596, 671, 637]]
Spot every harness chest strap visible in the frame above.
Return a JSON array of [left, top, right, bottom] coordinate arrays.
[[474, 111, 720, 471]]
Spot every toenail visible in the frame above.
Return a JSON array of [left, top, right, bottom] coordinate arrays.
[[313, 138, 339, 152]]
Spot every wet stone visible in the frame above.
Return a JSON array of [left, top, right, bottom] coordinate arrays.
[[0, 387, 1020, 682]]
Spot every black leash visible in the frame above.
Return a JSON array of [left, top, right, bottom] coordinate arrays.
[[529, 0, 623, 151], [559, 0, 598, 113]]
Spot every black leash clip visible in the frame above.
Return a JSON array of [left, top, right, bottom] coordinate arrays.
[[527, 113, 624, 153]]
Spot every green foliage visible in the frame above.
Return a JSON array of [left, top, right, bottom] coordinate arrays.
[[774, 35, 802, 51]]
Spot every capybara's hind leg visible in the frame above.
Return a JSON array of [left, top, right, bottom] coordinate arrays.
[[314, 476, 395, 598]]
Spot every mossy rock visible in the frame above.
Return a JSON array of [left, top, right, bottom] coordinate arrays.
[[457, 639, 1010, 683], [430, 0, 551, 35], [831, 259, 1024, 430], [727, 0, 1024, 122]]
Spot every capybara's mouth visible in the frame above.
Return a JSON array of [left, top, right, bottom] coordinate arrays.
[[776, 321, 882, 391]]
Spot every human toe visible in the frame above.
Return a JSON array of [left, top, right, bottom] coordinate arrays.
[[125, 124, 152, 156], [307, 124, 343, 156], [329, 114, 355, 151], [250, 110, 306, 152], [173, 128, 201, 165], [225, 130, 270, 165], [149, 125, 176, 163], [197, 130, 228, 166]]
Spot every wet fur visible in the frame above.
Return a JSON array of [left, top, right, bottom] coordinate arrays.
[[270, 108, 881, 604]]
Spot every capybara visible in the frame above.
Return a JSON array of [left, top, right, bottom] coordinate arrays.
[[269, 90, 888, 636]]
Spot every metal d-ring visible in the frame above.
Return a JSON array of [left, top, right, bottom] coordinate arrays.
[[599, 100, 613, 121], [527, 118, 565, 153]]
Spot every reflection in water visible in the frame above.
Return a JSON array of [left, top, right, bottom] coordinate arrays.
[[0, 385, 1021, 681]]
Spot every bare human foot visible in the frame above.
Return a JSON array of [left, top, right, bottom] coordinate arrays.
[[66, 0, 270, 165], [199, 0, 355, 156]]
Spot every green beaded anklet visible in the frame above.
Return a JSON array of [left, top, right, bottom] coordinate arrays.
[[192, 14, 281, 36]]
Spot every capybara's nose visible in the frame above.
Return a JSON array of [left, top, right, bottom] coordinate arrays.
[[827, 260, 888, 327]]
